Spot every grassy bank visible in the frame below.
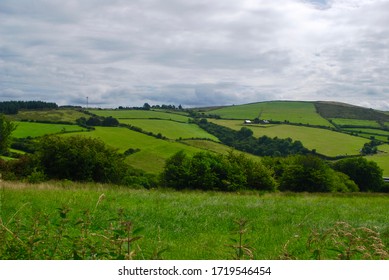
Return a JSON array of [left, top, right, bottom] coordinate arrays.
[[1, 182, 388, 260]]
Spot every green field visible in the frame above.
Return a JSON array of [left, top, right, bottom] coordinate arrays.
[[1, 183, 388, 260], [12, 121, 86, 138], [208, 101, 333, 127], [7, 109, 89, 123], [331, 118, 381, 127], [66, 127, 204, 173], [344, 128, 389, 136], [365, 144, 389, 176], [89, 109, 190, 122], [119, 119, 219, 141], [210, 120, 369, 157]]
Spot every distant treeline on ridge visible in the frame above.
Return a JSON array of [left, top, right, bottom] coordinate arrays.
[[0, 101, 58, 114]]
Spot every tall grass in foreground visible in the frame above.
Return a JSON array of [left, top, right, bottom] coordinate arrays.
[[0, 181, 388, 260]]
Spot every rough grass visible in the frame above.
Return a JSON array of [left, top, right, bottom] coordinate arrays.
[[208, 101, 333, 127], [89, 109, 190, 122], [1, 182, 388, 260], [7, 109, 89, 123], [12, 122, 86, 138], [119, 119, 219, 141], [210, 120, 369, 157]]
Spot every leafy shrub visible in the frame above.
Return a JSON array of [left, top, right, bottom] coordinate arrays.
[[279, 155, 358, 192], [34, 135, 127, 184], [160, 151, 277, 192], [333, 157, 383, 192]]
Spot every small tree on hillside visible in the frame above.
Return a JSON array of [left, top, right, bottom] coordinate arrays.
[[0, 114, 17, 154]]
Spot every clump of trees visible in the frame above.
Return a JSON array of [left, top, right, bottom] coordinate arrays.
[[196, 119, 310, 157], [333, 157, 384, 192], [76, 116, 119, 127], [160, 151, 277, 192], [0, 135, 157, 188], [161, 151, 387, 193], [0, 101, 58, 114]]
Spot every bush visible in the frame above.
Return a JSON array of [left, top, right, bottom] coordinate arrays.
[[279, 155, 358, 192], [333, 157, 383, 192], [35, 135, 127, 184], [160, 151, 277, 192]]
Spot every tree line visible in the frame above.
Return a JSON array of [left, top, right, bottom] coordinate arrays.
[[0, 101, 58, 114], [196, 119, 310, 157], [161, 150, 387, 193]]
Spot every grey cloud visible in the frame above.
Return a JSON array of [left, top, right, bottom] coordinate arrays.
[[1, 0, 389, 110]]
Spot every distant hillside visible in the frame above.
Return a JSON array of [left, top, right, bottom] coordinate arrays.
[[314, 101, 389, 122]]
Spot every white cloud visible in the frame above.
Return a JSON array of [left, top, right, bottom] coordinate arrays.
[[0, 0, 389, 110]]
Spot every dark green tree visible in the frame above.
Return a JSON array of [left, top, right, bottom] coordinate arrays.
[[35, 135, 127, 183], [0, 114, 17, 154], [333, 157, 383, 192], [279, 155, 357, 192]]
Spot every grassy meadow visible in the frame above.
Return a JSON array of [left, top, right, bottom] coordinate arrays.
[[1, 182, 388, 260], [119, 119, 219, 141]]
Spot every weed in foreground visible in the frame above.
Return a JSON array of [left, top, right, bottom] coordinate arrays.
[[225, 218, 254, 260], [280, 221, 389, 260]]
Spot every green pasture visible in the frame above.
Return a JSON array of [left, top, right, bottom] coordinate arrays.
[[208, 101, 333, 127], [331, 118, 381, 128], [12, 121, 86, 138], [7, 109, 89, 123], [1, 183, 388, 260], [365, 144, 389, 176], [119, 119, 219, 141], [66, 127, 203, 173], [89, 109, 190, 122], [344, 128, 389, 136], [210, 120, 369, 157]]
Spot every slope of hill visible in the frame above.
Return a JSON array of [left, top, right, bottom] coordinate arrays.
[[4, 101, 389, 176], [206, 101, 333, 127], [314, 101, 389, 121]]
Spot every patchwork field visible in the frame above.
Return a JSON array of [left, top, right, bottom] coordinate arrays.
[[210, 120, 369, 157], [207, 101, 333, 127]]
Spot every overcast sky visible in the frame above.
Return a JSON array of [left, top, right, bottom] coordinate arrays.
[[1, 0, 389, 109]]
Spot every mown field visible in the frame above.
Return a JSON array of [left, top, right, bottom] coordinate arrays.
[[365, 144, 389, 177], [12, 121, 86, 138], [207, 101, 333, 127], [1, 182, 388, 260], [209, 120, 369, 157]]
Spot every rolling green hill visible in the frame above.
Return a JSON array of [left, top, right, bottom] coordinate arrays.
[[4, 100, 389, 176]]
